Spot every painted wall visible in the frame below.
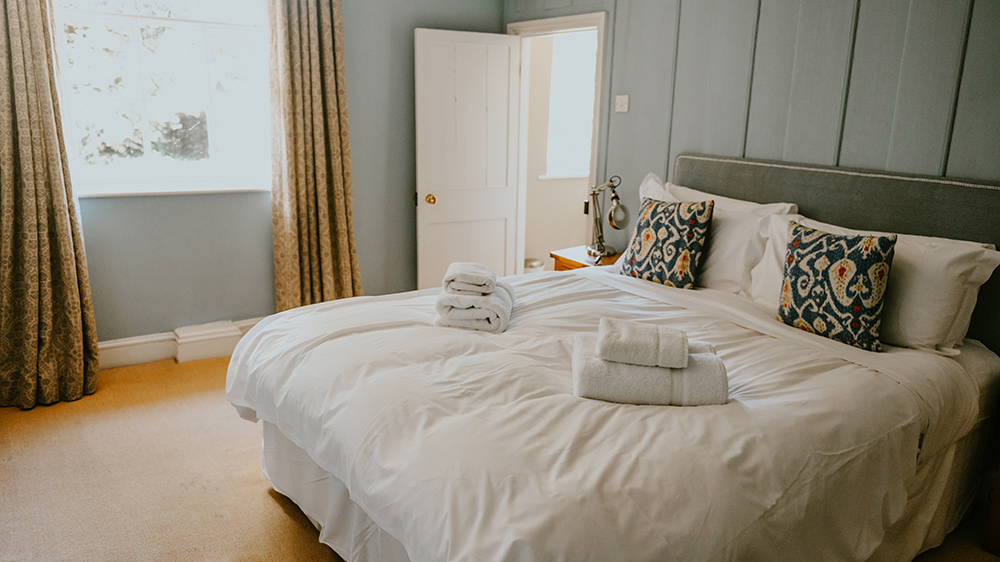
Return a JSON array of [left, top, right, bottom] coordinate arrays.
[[78, 192, 275, 341], [80, 0, 504, 342], [506, 0, 1000, 251]]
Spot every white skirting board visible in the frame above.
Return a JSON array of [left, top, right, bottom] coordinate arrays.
[[98, 317, 265, 369]]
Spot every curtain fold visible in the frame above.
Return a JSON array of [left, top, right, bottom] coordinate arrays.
[[269, 0, 362, 312], [0, 0, 99, 409]]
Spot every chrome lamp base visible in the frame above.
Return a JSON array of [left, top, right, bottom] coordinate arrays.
[[586, 243, 616, 259]]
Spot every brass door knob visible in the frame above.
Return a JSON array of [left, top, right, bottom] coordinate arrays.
[[425, 194, 437, 204]]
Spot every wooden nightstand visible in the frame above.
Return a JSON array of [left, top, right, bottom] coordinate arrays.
[[549, 245, 621, 271]]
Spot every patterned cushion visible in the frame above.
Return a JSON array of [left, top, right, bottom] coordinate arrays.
[[777, 222, 896, 351], [618, 198, 714, 289]]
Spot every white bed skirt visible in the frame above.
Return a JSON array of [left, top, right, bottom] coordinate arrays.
[[260, 418, 992, 562], [262, 422, 411, 561]]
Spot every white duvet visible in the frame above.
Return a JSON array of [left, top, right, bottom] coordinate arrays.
[[227, 268, 983, 562]]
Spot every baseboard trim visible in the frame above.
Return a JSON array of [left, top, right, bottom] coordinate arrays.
[[99, 332, 178, 369], [98, 316, 267, 369], [234, 317, 265, 336]]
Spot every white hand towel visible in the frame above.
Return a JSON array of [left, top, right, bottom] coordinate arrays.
[[573, 335, 673, 405], [689, 341, 717, 355], [434, 279, 515, 333], [572, 335, 728, 406], [595, 317, 690, 368], [442, 262, 498, 295]]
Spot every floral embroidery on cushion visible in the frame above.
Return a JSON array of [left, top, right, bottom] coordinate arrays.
[[776, 222, 896, 352], [793, 318, 813, 332], [618, 198, 714, 289]]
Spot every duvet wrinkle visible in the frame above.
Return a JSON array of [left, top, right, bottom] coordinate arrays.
[[623, 490, 679, 562], [710, 418, 919, 561]]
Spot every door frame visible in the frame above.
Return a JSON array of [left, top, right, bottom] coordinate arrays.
[[506, 12, 608, 273]]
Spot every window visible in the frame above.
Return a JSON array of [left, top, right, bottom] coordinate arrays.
[[52, 0, 270, 196], [543, 29, 598, 180]]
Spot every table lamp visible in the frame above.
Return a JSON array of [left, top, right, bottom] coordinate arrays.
[[584, 175, 628, 260]]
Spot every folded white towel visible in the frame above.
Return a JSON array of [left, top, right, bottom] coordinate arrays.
[[670, 353, 728, 406], [572, 334, 728, 406], [434, 278, 515, 333], [595, 317, 692, 368], [690, 341, 716, 355], [442, 262, 498, 296]]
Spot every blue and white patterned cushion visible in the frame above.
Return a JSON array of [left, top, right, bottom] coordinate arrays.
[[618, 198, 714, 289], [777, 222, 896, 352]]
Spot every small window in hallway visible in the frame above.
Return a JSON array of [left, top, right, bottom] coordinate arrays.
[[545, 29, 598, 179]]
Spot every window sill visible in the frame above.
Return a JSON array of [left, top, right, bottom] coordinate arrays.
[[537, 174, 589, 181], [75, 183, 271, 198]]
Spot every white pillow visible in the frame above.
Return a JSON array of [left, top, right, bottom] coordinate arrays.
[[667, 182, 798, 216], [638, 173, 798, 216], [750, 214, 1000, 353], [630, 173, 798, 295], [638, 172, 671, 202]]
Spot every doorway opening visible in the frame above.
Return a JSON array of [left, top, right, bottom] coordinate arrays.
[[508, 13, 606, 272]]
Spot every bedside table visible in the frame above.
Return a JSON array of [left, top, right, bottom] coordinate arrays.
[[549, 245, 621, 271]]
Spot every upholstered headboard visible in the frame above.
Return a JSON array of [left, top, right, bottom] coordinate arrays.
[[671, 153, 1000, 355]]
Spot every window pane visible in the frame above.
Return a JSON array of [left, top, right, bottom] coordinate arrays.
[[54, 0, 131, 14], [68, 100, 144, 166], [211, 102, 269, 175], [208, 27, 268, 99], [58, 18, 141, 98], [545, 30, 598, 179], [147, 107, 210, 161], [200, 2, 267, 26], [140, 23, 208, 99], [135, 0, 199, 19]]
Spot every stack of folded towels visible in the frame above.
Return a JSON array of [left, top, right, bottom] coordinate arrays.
[[572, 317, 728, 406], [434, 262, 516, 333]]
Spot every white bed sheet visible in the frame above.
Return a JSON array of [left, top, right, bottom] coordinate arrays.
[[227, 268, 995, 562], [258, 415, 991, 562]]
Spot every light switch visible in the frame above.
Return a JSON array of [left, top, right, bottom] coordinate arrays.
[[615, 95, 629, 113]]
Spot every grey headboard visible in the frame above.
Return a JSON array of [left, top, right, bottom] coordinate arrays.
[[672, 153, 1000, 355]]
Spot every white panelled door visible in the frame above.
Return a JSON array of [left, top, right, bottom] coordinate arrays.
[[415, 28, 520, 290]]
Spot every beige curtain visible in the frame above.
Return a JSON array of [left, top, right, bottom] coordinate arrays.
[[0, 0, 99, 409], [269, 0, 362, 312]]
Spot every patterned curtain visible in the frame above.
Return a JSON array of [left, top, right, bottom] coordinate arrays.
[[0, 0, 99, 409], [269, 0, 363, 312]]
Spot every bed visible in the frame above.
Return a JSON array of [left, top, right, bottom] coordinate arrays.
[[227, 154, 1000, 561]]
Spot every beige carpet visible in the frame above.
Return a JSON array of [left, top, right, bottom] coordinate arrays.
[[0, 358, 342, 562], [1, 357, 997, 562]]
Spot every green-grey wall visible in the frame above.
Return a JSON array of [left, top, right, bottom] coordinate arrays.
[[81, 0, 999, 341], [507, 0, 1000, 251], [78, 193, 276, 341], [80, 0, 504, 342]]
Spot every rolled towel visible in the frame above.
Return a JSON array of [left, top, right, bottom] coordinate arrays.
[[435, 278, 515, 333], [443, 262, 498, 295], [572, 335, 727, 406], [596, 317, 691, 368]]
